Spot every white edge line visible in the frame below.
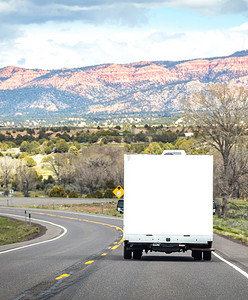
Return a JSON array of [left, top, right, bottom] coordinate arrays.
[[0, 213, 67, 254], [213, 252, 248, 280]]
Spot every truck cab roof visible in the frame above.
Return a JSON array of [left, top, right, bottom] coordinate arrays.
[[162, 150, 186, 155]]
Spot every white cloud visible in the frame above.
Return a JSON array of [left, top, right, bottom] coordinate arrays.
[[148, 32, 185, 43], [3, 21, 246, 70], [230, 21, 248, 32], [1, 1, 248, 69]]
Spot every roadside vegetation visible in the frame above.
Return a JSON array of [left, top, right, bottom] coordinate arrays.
[[26, 200, 247, 245], [28, 202, 122, 217], [0, 123, 213, 200], [213, 199, 248, 245], [0, 217, 40, 245], [0, 83, 248, 244]]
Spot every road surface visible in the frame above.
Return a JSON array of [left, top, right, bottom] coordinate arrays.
[[0, 207, 248, 300]]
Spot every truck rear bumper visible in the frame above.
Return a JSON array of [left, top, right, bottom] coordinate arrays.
[[124, 241, 214, 254], [124, 234, 213, 244]]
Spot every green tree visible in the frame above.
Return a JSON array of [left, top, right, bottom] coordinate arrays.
[[26, 157, 37, 167], [55, 139, 69, 153], [163, 142, 174, 151], [0, 142, 9, 151], [73, 141, 81, 150], [20, 141, 28, 152], [20, 141, 40, 154], [29, 141, 40, 155], [69, 146, 79, 156], [143, 142, 163, 154], [44, 146, 52, 155], [134, 132, 148, 142]]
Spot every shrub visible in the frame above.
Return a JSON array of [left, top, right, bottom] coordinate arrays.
[[93, 190, 103, 198], [68, 190, 79, 198], [69, 146, 79, 156], [59, 187, 67, 198], [19, 152, 29, 159], [55, 140, 69, 153], [20, 141, 28, 152], [48, 186, 60, 197], [44, 146, 52, 154], [104, 188, 114, 198], [48, 186, 67, 198], [26, 157, 37, 167]]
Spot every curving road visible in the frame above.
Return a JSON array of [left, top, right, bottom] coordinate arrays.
[[0, 207, 248, 300]]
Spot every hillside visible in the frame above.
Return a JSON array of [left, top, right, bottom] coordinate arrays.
[[1, 50, 248, 118]]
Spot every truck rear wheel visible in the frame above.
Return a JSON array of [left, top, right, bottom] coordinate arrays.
[[203, 251, 211, 261], [133, 250, 142, 260], [192, 250, 202, 261], [124, 246, 132, 259]]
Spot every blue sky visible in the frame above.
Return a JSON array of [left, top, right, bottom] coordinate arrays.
[[1, 0, 248, 70]]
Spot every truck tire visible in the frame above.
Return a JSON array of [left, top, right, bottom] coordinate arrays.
[[192, 250, 202, 261], [203, 251, 211, 261], [124, 246, 132, 259], [133, 250, 142, 260]]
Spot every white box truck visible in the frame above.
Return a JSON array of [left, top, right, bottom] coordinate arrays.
[[123, 154, 214, 261]]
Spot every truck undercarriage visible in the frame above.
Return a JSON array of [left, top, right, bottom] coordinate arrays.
[[124, 241, 214, 261]]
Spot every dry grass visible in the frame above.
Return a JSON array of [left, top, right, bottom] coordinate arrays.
[[29, 202, 123, 217], [0, 217, 40, 245]]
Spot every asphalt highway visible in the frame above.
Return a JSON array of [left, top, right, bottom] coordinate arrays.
[[0, 207, 248, 300]]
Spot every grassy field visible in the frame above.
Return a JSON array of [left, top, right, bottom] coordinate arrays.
[[213, 200, 248, 245], [29, 202, 123, 217], [0, 217, 40, 245], [63, 202, 122, 217], [213, 217, 248, 245]]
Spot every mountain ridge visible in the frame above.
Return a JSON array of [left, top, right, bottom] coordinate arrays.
[[1, 51, 248, 118]]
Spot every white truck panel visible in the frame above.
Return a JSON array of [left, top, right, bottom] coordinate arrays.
[[124, 154, 213, 243]]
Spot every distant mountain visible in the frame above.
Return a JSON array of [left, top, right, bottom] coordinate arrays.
[[1, 51, 248, 118]]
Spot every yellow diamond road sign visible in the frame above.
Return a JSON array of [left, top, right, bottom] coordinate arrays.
[[113, 185, 124, 199]]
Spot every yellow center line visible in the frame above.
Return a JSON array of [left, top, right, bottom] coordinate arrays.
[[1, 209, 123, 284], [56, 274, 70, 280], [32, 211, 123, 232], [111, 245, 119, 250], [25, 211, 123, 234], [85, 260, 94, 265]]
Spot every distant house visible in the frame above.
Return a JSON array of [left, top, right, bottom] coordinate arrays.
[[184, 132, 194, 137]]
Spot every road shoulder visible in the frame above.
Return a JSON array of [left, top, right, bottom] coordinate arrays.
[[214, 233, 248, 271]]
